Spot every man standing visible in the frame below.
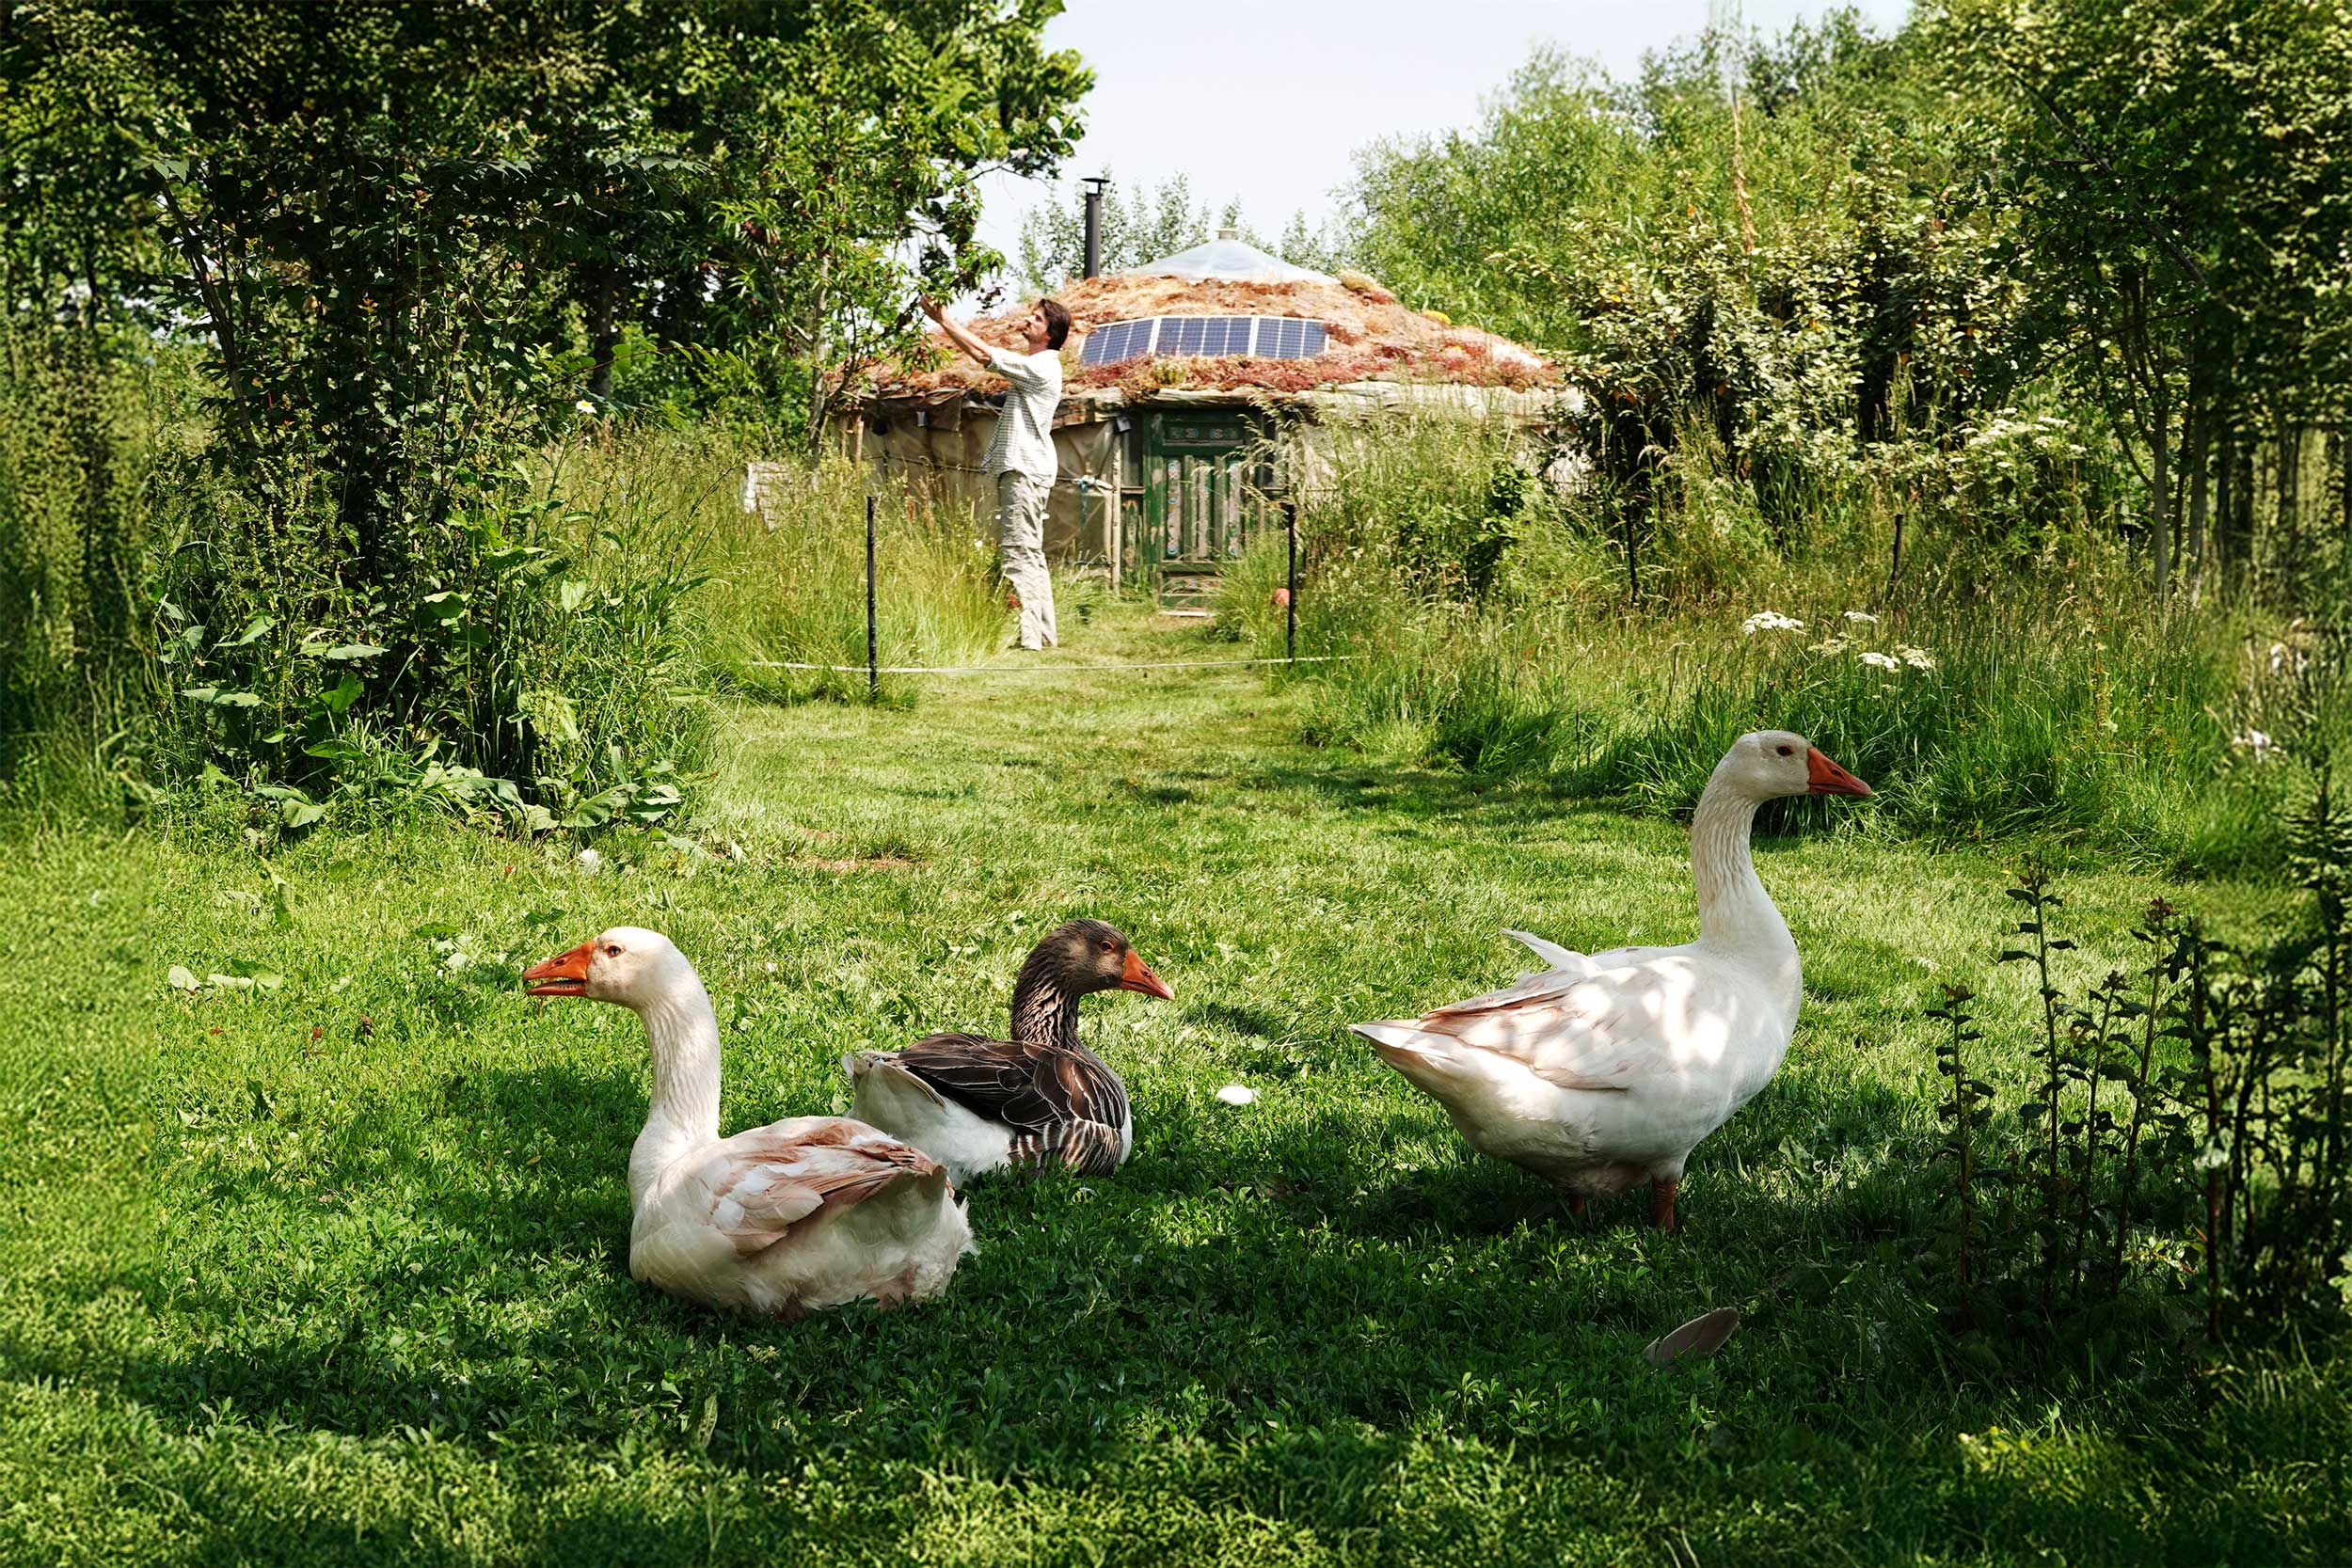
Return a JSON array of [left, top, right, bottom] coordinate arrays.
[[921, 295, 1071, 651]]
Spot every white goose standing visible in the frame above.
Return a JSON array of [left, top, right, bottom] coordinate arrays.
[[1353, 731, 1871, 1229], [523, 927, 971, 1316]]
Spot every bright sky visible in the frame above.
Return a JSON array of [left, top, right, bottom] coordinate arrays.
[[978, 0, 1914, 272]]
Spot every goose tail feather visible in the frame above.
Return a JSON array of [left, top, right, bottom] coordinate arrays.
[[841, 1051, 947, 1110], [1502, 929, 1587, 972], [1352, 1022, 1482, 1093]]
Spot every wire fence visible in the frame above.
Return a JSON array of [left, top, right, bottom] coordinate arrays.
[[744, 654, 1356, 675], [811, 494, 1317, 701]]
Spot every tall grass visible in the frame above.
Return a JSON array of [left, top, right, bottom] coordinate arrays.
[[1568, 598, 2291, 872], [591, 436, 1009, 705], [1228, 417, 2328, 875], [0, 297, 175, 818]]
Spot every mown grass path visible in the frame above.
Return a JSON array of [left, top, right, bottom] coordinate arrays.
[[3, 605, 2342, 1565]]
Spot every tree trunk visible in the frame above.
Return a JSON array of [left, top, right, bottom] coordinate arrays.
[[2186, 401, 2209, 584], [2215, 419, 2234, 581], [2150, 386, 2171, 598], [587, 267, 619, 401], [2226, 420, 2256, 586], [2339, 426, 2350, 549], [2278, 420, 2302, 582]]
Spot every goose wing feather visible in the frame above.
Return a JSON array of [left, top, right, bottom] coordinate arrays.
[[1389, 954, 1730, 1093], [685, 1116, 943, 1257], [892, 1032, 1129, 1173], [1425, 930, 1666, 1020], [1500, 929, 1591, 971]]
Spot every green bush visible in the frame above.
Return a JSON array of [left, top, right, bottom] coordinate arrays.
[[2, 342, 711, 835], [132, 434, 711, 834]]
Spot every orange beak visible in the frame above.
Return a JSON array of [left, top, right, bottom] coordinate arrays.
[[1806, 748, 1872, 797], [523, 940, 596, 997], [1119, 947, 1175, 1001]]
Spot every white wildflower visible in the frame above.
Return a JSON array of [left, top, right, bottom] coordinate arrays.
[[2233, 729, 2276, 758], [1810, 636, 1851, 656], [574, 399, 596, 415], [1741, 610, 1805, 635], [1859, 651, 1900, 672], [1896, 643, 1937, 672], [577, 847, 601, 871], [1842, 610, 1880, 625], [1215, 1084, 1258, 1106]]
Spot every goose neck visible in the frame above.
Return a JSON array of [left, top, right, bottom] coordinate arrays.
[[1690, 781, 1788, 956], [631, 973, 722, 1192], [1010, 967, 1084, 1052]]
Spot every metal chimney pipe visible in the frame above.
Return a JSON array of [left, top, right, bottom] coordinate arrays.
[[1081, 176, 1107, 278]]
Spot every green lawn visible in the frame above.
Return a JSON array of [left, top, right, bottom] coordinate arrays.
[[2, 603, 2343, 1566]]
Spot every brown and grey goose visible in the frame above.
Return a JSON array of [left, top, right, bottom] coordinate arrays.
[[844, 919, 1175, 1182]]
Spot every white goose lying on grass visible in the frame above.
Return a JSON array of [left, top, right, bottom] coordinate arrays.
[[524, 927, 971, 1317], [1353, 731, 1872, 1230]]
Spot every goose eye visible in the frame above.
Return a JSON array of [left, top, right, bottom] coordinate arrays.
[[1097, 939, 1116, 954], [1775, 745, 1793, 756], [605, 944, 622, 958]]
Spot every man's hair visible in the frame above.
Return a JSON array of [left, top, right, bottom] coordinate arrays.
[[1039, 297, 1072, 350]]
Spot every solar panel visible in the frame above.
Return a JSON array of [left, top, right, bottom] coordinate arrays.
[[1256, 317, 1327, 358], [1076, 315, 1327, 367], [1078, 318, 1152, 367], [1202, 316, 1254, 356]]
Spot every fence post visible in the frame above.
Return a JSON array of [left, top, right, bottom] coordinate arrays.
[[865, 493, 879, 704], [1284, 499, 1298, 664]]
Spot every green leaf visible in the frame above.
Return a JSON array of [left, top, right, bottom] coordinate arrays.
[[218, 615, 277, 648], [318, 673, 364, 717], [518, 689, 580, 744], [563, 790, 624, 830], [322, 643, 388, 661]]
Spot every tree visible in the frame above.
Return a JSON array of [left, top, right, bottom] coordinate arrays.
[[0, 0, 1089, 789], [1013, 171, 1269, 294], [1937, 0, 2352, 593], [1276, 210, 1343, 275]]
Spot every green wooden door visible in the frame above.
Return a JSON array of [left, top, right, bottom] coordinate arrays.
[[1144, 412, 1272, 601]]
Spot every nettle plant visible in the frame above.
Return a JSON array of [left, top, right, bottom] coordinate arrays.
[[1923, 790, 2352, 1351], [153, 466, 702, 835]]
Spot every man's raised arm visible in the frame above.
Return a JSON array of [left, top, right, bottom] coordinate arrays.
[[920, 297, 996, 369]]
